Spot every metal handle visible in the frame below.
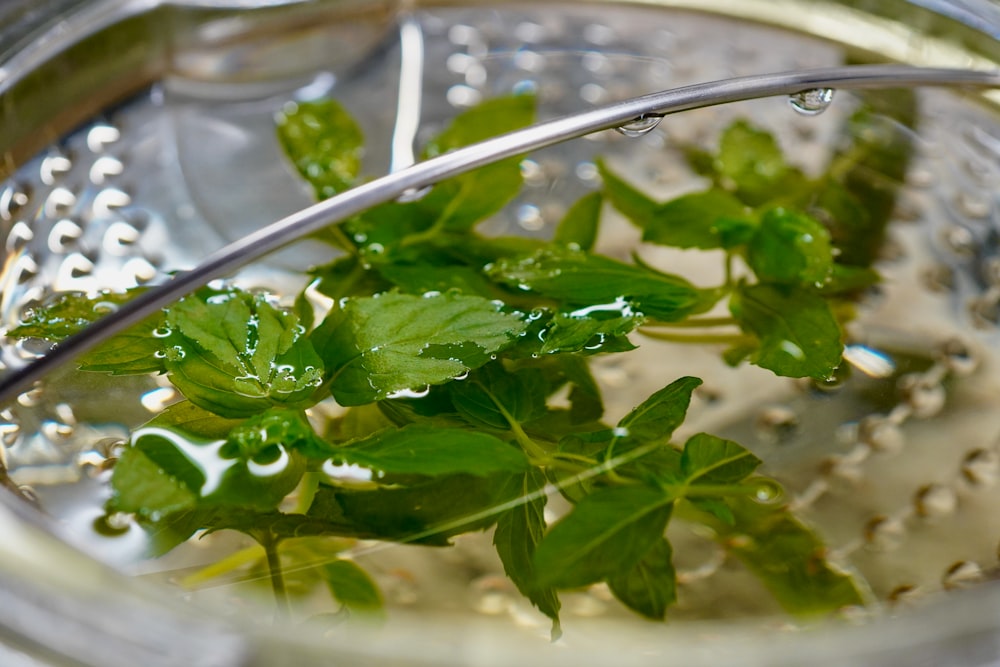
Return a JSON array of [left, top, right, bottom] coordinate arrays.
[[1, 64, 998, 406]]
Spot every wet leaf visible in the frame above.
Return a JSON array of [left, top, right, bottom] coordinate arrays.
[[276, 98, 363, 199], [313, 291, 526, 406]]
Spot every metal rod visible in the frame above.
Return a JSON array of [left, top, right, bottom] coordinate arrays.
[[2, 64, 998, 405]]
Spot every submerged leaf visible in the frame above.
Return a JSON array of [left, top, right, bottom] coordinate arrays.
[[607, 538, 676, 620], [276, 98, 363, 199], [313, 291, 526, 406]]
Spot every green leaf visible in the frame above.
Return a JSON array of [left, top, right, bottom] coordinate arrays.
[[108, 416, 305, 519], [539, 311, 640, 356], [730, 283, 843, 380], [644, 189, 753, 250], [596, 159, 661, 226], [715, 121, 804, 206], [617, 376, 702, 444], [450, 363, 548, 430], [313, 291, 526, 406], [680, 432, 761, 485], [8, 289, 167, 375], [309, 472, 523, 545], [276, 99, 363, 199], [376, 262, 497, 298], [746, 208, 833, 286], [607, 538, 676, 620], [227, 408, 331, 460], [533, 485, 672, 589], [714, 496, 866, 616], [164, 287, 324, 418], [493, 469, 561, 628], [323, 560, 384, 616], [487, 246, 714, 322], [553, 191, 602, 251], [333, 424, 529, 477]]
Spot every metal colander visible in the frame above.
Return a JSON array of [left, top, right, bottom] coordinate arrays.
[[5, 1, 1000, 666]]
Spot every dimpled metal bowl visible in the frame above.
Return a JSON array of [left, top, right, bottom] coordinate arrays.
[[5, 1, 1000, 665]]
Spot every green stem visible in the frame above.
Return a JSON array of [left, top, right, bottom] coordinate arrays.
[[259, 533, 290, 621], [643, 316, 738, 329], [640, 329, 750, 345]]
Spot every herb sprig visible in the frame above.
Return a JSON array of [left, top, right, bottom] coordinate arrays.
[[8, 90, 913, 631]]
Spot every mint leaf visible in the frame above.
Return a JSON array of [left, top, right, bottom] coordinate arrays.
[[716, 497, 866, 616], [746, 208, 833, 286], [539, 311, 640, 356], [334, 424, 529, 477], [596, 159, 660, 225], [680, 432, 761, 485], [617, 376, 702, 444], [553, 191, 602, 251], [715, 121, 805, 206], [533, 485, 672, 589], [450, 363, 548, 430], [729, 283, 843, 380], [493, 469, 561, 629], [322, 560, 384, 616], [310, 472, 523, 545], [313, 291, 526, 406], [109, 416, 305, 519], [607, 538, 676, 620], [487, 247, 714, 322], [9, 289, 167, 375], [645, 189, 753, 250], [276, 99, 363, 199], [164, 288, 324, 418]]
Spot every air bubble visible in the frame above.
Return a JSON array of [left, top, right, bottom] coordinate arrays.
[[615, 115, 662, 138], [752, 479, 783, 504], [788, 88, 834, 116], [93, 511, 133, 537], [939, 338, 978, 376]]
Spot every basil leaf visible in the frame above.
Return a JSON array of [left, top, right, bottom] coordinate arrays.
[[334, 424, 529, 477], [533, 485, 672, 589], [747, 208, 833, 286], [493, 469, 561, 629], [607, 538, 676, 620], [163, 288, 324, 418], [487, 246, 713, 322], [553, 191, 602, 251], [276, 99, 363, 199], [680, 432, 761, 485], [729, 283, 843, 380], [313, 291, 526, 406]]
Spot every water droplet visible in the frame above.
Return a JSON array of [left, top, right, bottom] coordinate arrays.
[[942, 560, 982, 590], [752, 479, 783, 504], [93, 511, 133, 537], [788, 88, 835, 116], [397, 186, 432, 203], [914, 483, 957, 518], [961, 449, 999, 486], [863, 515, 905, 551], [615, 115, 662, 138]]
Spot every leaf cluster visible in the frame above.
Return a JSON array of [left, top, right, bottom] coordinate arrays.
[[6, 92, 902, 629]]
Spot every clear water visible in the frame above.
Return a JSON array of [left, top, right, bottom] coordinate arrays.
[[3, 2, 1000, 633]]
